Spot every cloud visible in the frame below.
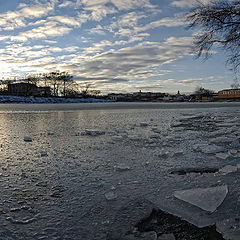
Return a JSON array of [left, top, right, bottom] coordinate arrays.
[[59, 1, 74, 8], [11, 23, 72, 42], [171, 0, 222, 8], [88, 25, 106, 35], [0, 1, 56, 31], [64, 37, 193, 84], [110, 0, 156, 11], [137, 16, 186, 32], [47, 16, 82, 27], [162, 76, 220, 87]]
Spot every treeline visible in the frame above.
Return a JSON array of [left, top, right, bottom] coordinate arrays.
[[0, 72, 100, 98]]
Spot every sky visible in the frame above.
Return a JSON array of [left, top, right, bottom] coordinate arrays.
[[0, 0, 236, 94]]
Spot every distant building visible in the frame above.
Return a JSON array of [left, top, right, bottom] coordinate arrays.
[[8, 83, 51, 97], [218, 89, 240, 99], [108, 93, 130, 101]]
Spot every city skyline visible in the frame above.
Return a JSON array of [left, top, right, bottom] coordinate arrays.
[[0, 0, 236, 93]]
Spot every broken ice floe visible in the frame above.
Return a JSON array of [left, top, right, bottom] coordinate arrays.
[[218, 165, 238, 175], [81, 129, 105, 136], [115, 165, 131, 172], [124, 231, 157, 240], [209, 136, 234, 145], [158, 233, 176, 240], [229, 149, 238, 155], [193, 144, 223, 154], [24, 136, 32, 142], [215, 152, 230, 160], [230, 138, 240, 148], [174, 185, 228, 212], [154, 149, 170, 158], [105, 191, 117, 201], [217, 218, 240, 240]]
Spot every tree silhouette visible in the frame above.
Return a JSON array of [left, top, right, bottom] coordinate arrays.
[[187, 1, 240, 71]]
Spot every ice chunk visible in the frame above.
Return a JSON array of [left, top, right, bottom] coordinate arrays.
[[172, 149, 184, 156], [105, 191, 117, 201], [115, 165, 131, 172], [209, 136, 234, 144], [124, 231, 157, 240], [174, 185, 228, 212], [194, 144, 223, 154], [230, 138, 240, 148], [216, 152, 230, 160], [158, 233, 176, 240], [24, 136, 32, 142], [217, 218, 240, 240], [81, 129, 105, 136], [128, 135, 142, 141], [111, 136, 125, 141], [229, 149, 238, 155], [155, 149, 169, 157], [219, 165, 238, 175]]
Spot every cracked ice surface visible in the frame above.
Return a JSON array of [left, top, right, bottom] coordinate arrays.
[[0, 103, 240, 239]]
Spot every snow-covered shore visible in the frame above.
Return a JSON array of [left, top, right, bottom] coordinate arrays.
[[0, 95, 109, 104]]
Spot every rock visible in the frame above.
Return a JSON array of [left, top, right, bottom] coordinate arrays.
[[24, 136, 32, 142], [158, 233, 176, 240], [105, 191, 117, 201], [124, 231, 157, 240], [216, 153, 230, 160], [219, 165, 238, 175], [174, 185, 228, 212]]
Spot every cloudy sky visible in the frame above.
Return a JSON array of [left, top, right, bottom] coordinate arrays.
[[0, 0, 235, 93]]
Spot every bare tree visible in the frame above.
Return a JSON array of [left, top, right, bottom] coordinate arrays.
[[57, 72, 73, 97], [187, 1, 240, 71], [80, 83, 101, 98], [194, 86, 215, 95]]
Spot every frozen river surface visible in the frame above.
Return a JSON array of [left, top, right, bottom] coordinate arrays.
[[0, 102, 240, 240]]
